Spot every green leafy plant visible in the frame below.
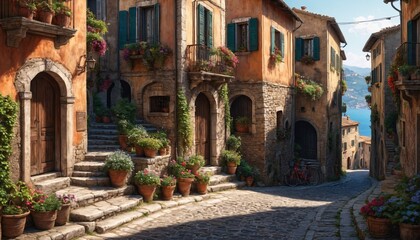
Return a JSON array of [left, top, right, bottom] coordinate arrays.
[[2, 182, 32, 215], [371, 104, 379, 123], [235, 116, 250, 125], [30, 192, 62, 212], [219, 84, 232, 131], [221, 150, 241, 166], [341, 79, 347, 95], [168, 159, 194, 178], [150, 130, 170, 148], [17, 0, 37, 11], [187, 155, 205, 167], [112, 99, 136, 123], [160, 175, 176, 187], [177, 90, 193, 156], [194, 171, 210, 184], [138, 137, 162, 150], [53, 0, 71, 16], [270, 47, 283, 64], [296, 76, 324, 101], [127, 125, 148, 146], [134, 168, 160, 186], [37, 1, 54, 12], [117, 119, 133, 135], [398, 64, 416, 78], [104, 150, 134, 171], [365, 76, 371, 85], [226, 135, 241, 152], [300, 55, 315, 65], [87, 9, 108, 56]]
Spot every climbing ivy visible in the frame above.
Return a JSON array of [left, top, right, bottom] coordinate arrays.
[[0, 94, 18, 205], [177, 90, 193, 156], [219, 84, 232, 132]]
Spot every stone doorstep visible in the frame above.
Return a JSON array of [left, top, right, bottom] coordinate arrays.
[[209, 173, 237, 185], [73, 161, 105, 171], [88, 144, 121, 151], [72, 171, 107, 178], [31, 172, 62, 183], [34, 177, 71, 194], [200, 166, 222, 175], [208, 181, 246, 192], [71, 176, 111, 187], [84, 152, 113, 162], [71, 195, 142, 222], [55, 185, 135, 208], [16, 223, 85, 240]]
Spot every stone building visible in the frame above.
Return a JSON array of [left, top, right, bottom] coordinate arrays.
[[384, 0, 420, 177], [357, 136, 371, 170], [0, 1, 87, 182], [293, 8, 347, 180], [341, 117, 359, 170], [226, 0, 302, 184], [362, 25, 400, 180]]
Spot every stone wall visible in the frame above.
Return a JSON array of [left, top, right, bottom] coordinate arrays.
[[10, 121, 21, 182], [132, 155, 171, 176]]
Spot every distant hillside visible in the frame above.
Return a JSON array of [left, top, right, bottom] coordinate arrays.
[[342, 67, 370, 109]]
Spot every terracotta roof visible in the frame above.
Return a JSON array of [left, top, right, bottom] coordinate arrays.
[[272, 0, 302, 22], [359, 136, 371, 144], [342, 116, 359, 127], [362, 25, 400, 52], [292, 8, 346, 44]]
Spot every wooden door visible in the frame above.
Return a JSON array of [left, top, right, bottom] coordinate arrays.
[[195, 94, 211, 165], [30, 73, 59, 175], [295, 121, 317, 160]]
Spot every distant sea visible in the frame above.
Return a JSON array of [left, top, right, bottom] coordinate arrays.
[[344, 108, 371, 137]]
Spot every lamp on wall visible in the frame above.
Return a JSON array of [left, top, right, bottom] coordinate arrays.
[[365, 53, 371, 61], [76, 55, 96, 75]]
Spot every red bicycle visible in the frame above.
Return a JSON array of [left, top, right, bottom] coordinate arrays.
[[283, 159, 321, 186]]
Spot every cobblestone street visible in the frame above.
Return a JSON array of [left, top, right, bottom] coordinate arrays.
[[79, 170, 372, 240]]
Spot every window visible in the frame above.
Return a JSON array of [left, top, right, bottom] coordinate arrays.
[[150, 96, 170, 113], [342, 130, 345, 137], [347, 128, 350, 134], [295, 37, 320, 61], [335, 53, 340, 73], [197, 4, 213, 47], [227, 18, 258, 52], [139, 6, 157, 43], [88, 0, 106, 20], [343, 142, 347, 151], [271, 27, 285, 61], [351, 140, 355, 147], [330, 47, 336, 70]]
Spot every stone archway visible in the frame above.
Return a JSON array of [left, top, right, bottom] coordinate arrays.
[[15, 58, 74, 182], [295, 120, 318, 160]]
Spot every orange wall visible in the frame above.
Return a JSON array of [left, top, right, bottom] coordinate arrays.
[[0, 1, 87, 145], [401, 0, 420, 43]]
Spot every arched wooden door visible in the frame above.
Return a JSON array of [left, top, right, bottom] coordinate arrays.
[[295, 121, 317, 160], [30, 73, 60, 175], [195, 93, 211, 165]]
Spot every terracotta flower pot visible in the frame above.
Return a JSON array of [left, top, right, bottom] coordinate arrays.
[[17, 7, 34, 20], [135, 146, 144, 157], [95, 116, 102, 123], [399, 223, 420, 240], [187, 164, 200, 175], [367, 216, 392, 238], [1, 211, 30, 238], [161, 185, 176, 200], [158, 148, 166, 156], [196, 182, 208, 195], [119, 135, 128, 151], [102, 116, 111, 123], [137, 184, 156, 202], [177, 178, 194, 197], [246, 176, 254, 186], [53, 14, 70, 27], [226, 162, 237, 175], [38, 11, 54, 24], [144, 148, 157, 158], [31, 210, 57, 230], [55, 203, 71, 226], [108, 169, 129, 188], [235, 123, 249, 133]]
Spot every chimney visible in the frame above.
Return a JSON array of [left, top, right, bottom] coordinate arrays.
[[301, 6, 307, 11]]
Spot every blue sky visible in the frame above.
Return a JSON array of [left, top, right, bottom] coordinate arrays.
[[283, 0, 400, 68]]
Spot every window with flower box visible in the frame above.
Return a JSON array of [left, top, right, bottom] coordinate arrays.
[[271, 27, 284, 62], [197, 4, 213, 48], [295, 37, 320, 61], [227, 18, 258, 52]]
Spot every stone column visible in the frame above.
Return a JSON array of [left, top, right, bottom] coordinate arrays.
[[61, 96, 75, 177], [19, 92, 32, 183]]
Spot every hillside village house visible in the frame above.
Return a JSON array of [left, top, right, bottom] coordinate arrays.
[[0, 1, 86, 183], [341, 116, 359, 170], [226, 0, 301, 184], [293, 8, 346, 179], [357, 136, 371, 170], [362, 25, 400, 180]]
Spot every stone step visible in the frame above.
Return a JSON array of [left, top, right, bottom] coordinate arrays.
[[208, 181, 246, 193], [89, 123, 118, 129], [88, 134, 119, 140], [88, 139, 119, 146], [209, 173, 237, 186], [200, 166, 222, 175], [55, 185, 135, 208], [74, 161, 105, 171], [33, 177, 71, 194], [71, 176, 111, 187], [70, 195, 142, 222], [88, 144, 121, 151], [72, 171, 107, 178], [31, 172, 62, 183], [84, 152, 113, 162], [89, 129, 118, 135], [16, 223, 85, 240]]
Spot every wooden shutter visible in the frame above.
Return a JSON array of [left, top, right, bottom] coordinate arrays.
[[270, 27, 275, 54], [248, 18, 258, 51], [407, 20, 415, 65], [129, 7, 137, 44], [197, 5, 205, 45], [207, 10, 213, 47], [118, 10, 129, 49], [227, 23, 236, 51], [313, 37, 320, 61], [295, 38, 303, 61], [154, 3, 160, 43], [280, 32, 285, 60]]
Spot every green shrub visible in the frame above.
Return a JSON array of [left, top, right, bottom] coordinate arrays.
[[221, 150, 241, 165], [134, 169, 160, 186], [112, 99, 136, 122], [227, 135, 241, 152], [127, 125, 148, 146], [187, 155, 205, 167], [31, 194, 61, 212], [104, 150, 134, 171], [138, 138, 162, 150]]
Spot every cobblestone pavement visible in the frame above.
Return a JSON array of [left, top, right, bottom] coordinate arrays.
[[79, 170, 372, 240]]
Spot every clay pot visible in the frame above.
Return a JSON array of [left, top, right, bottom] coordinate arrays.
[[158, 148, 166, 156], [235, 123, 249, 133], [161, 185, 176, 200], [102, 116, 111, 123], [226, 162, 237, 175], [144, 148, 157, 158], [137, 185, 156, 202], [196, 182, 208, 195], [17, 7, 34, 20], [187, 164, 200, 175], [245, 176, 254, 187], [55, 203, 71, 226], [399, 223, 420, 240], [177, 178, 194, 197], [53, 14, 70, 27], [38, 11, 54, 24], [108, 169, 129, 188], [2, 211, 30, 238], [119, 135, 128, 151], [135, 146, 144, 157], [31, 210, 57, 230], [367, 216, 392, 238]]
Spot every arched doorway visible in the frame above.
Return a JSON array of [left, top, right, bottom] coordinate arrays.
[[295, 121, 317, 159], [30, 73, 60, 175], [231, 95, 252, 133], [347, 157, 351, 169], [195, 93, 211, 164], [120, 80, 131, 102]]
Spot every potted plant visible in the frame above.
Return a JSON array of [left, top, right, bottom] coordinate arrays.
[[139, 137, 162, 158], [226, 135, 241, 152], [221, 150, 241, 175], [29, 191, 62, 230], [127, 125, 148, 156], [1, 182, 31, 238], [240, 163, 254, 186], [111, 99, 136, 123], [176, 168, 195, 197], [55, 193, 76, 226], [194, 171, 210, 195], [234, 116, 250, 133], [270, 47, 283, 64], [37, 1, 55, 24], [150, 130, 170, 155], [16, 0, 37, 20], [186, 155, 205, 174], [104, 150, 134, 188], [102, 109, 111, 123], [365, 76, 372, 85], [52, 0, 71, 27], [133, 168, 160, 202], [360, 194, 394, 238], [117, 119, 133, 151], [398, 64, 416, 80], [160, 175, 177, 200]]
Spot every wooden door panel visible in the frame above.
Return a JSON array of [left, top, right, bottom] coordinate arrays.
[[195, 94, 211, 164]]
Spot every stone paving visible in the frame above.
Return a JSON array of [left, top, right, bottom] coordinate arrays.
[[77, 170, 373, 240]]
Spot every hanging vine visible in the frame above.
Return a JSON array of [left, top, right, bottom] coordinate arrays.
[[177, 90, 193, 156], [0, 94, 18, 205], [219, 84, 232, 132]]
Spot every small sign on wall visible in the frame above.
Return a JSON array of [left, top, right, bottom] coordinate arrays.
[[76, 112, 87, 132]]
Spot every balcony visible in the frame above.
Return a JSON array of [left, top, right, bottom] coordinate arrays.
[[0, 1, 76, 48], [186, 44, 235, 89]]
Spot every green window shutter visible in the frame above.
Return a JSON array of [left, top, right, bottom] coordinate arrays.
[[248, 18, 258, 51], [407, 20, 415, 65], [207, 10, 213, 47], [129, 7, 137, 44], [227, 23, 236, 51], [280, 32, 285, 59], [313, 37, 320, 61], [270, 27, 275, 54], [119, 10, 129, 49], [154, 3, 160, 43], [295, 38, 303, 61], [197, 5, 205, 45]]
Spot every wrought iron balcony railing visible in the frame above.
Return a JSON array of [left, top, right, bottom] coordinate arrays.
[[186, 44, 235, 76], [394, 42, 420, 67]]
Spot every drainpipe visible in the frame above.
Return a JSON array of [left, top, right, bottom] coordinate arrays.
[[174, 0, 179, 157]]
